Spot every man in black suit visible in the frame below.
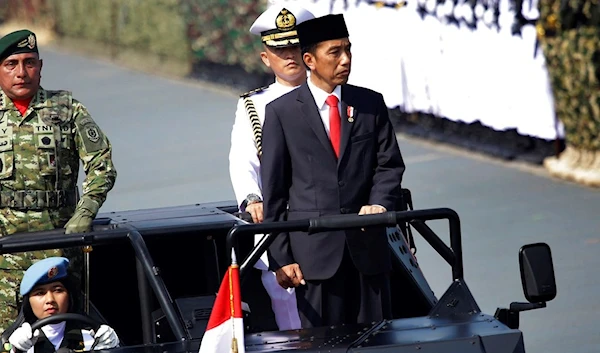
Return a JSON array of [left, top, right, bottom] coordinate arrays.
[[261, 13, 406, 328]]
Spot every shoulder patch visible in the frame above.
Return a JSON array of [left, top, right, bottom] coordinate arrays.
[[240, 86, 268, 98], [77, 116, 108, 153]]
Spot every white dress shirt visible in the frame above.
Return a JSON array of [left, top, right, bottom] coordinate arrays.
[[305, 78, 387, 212], [306, 77, 342, 137]]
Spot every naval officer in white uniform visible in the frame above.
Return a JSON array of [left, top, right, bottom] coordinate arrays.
[[228, 2, 316, 331]]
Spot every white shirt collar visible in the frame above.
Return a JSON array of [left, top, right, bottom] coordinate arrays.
[[307, 77, 342, 110], [273, 70, 310, 92], [273, 78, 291, 90]]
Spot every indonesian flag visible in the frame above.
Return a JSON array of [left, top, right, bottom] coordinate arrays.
[[199, 250, 245, 353]]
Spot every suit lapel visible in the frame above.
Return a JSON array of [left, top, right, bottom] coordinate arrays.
[[297, 84, 337, 162], [338, 85, 356, 164]]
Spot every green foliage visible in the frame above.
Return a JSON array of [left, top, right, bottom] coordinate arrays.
[[539, 0, 600, 151], [181, 0, 269, 73], [50, 0, 190, 61]]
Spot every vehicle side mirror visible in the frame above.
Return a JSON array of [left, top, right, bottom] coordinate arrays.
[[519, 243, 557, 303]]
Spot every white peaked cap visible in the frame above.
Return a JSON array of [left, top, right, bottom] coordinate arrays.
[[249, 2, 315, 47]]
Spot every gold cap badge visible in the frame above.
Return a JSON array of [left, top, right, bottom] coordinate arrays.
[[17, 34, 36, 50], [276, 9, 296, 31]]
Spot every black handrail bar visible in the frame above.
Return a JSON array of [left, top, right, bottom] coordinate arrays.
[[0, 221, 241, 254], [227, 208, 463, 281]]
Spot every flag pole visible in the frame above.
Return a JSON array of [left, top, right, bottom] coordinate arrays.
[[230, 249, 239, 353]]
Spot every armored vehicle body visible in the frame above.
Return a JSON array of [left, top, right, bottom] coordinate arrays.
[[0, 194, 556, 353]]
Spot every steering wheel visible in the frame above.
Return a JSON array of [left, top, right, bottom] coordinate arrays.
[[31, 313, 102, 332]]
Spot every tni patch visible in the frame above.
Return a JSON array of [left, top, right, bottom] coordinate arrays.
[[79, 120, 107, 153], [86, 125, 100, 142]]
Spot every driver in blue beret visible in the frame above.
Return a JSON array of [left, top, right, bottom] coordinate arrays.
[[3, 257, 119, 352]]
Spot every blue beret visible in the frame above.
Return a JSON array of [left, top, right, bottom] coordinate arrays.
[[20, 257, 70, 296]]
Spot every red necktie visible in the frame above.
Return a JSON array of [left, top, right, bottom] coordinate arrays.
[[326, 95, 341, 158]]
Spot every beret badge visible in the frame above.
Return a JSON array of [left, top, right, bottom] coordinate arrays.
[[17, 34, 36, 50], [47, 266, 58, 279]]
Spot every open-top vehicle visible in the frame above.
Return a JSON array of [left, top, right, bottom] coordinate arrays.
[[0, 192, 556, 353]]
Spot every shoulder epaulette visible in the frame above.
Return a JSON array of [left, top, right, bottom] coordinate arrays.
[[0, 90, 6, 110], [41, 89, 73, 104], [240, 86, 268, 98], [39, 89, 73, 124], [46, 90, 72, 97], [43, 89, 73, 107], [366, 0, 406, 9]]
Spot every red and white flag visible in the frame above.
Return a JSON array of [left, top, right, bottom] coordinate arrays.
[[199, 250, 245, 353]]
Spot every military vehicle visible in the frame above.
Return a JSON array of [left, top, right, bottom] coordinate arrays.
[[0, 192, 556, 352]]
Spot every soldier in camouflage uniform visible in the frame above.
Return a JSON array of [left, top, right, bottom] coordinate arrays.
[[0, 29, 117, 332]]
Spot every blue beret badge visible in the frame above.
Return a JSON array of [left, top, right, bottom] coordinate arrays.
[[47, 266, 59, 280]]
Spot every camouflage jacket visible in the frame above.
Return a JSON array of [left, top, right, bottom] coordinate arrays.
[[0, 87, 116, 212]]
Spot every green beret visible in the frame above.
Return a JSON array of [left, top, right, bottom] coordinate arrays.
[[0, 29, 38, 62]]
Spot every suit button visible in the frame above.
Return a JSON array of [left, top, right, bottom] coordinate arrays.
[[340, 208, 349, 214], [338, 181, 345, 187]]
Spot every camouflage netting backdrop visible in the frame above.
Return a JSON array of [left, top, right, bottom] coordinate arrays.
[[539, 0, 600, 186], [0, 0, 49, 26], [182, 0, 269, 75], [0, 0, 271, 82], [49, 0, 190, 62]]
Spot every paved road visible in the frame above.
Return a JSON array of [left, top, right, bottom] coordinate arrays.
[[40, 47, 599, 353]]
